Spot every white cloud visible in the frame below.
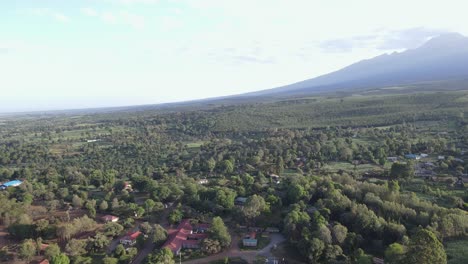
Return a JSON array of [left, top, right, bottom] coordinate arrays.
[[120, 0, 159, 4], [80, 7, 98, 17], [26, 8, 70, 23], [121, 11, 145, 29], [100, 11, 145, 29], [100, 0, 160, 4], [101, 12, 117, 24], [54, 13, 70, 23], [160, 16, 182, 31]]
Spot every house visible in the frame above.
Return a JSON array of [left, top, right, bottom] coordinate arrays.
[[0, 180, 22, 190], [120, 231, 142, 246], [235, 197, 248, 206], [163, 219, 210, 255], [423, 162, 436, 167], [438, 156, 445, 160], [40, 243, 49, 252], [243, 232, 258, 247], [455, 177, 465, 188], [454, 158, 464, 163], [372, 257, 384, 264], [405, 154, 420, 160], [270, 174, 281, 184], [194, 223, 210, 233], [101, 215, 119, 223], [39, 259, 49, 264], [198, 178, 209, 185], [265, 227, 280, 233], [387, 157, 398, 162], [123, 182, 132, 191]]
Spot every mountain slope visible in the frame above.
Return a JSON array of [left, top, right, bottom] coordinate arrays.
[[247, 33, 468, 97]]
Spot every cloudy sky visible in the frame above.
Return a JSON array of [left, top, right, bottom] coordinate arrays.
[[1, 0, 467, 112]]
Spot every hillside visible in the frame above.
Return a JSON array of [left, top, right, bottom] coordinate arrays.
[[244, 33, 468, 97]]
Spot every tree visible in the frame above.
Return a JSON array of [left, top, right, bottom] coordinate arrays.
[[153, 224, 167, 245], [241, 195, 269, 223], [99, 200, 109, 211], [202, 238, 222, 254], [136, 233, 145, 249], [87, 233, 110, 252], [104, 222, 124, 237], [65, 239, 87, 257], [284, 207, 311, 242], [50, 253, 70, 264], [404, 229, 446, 264], [35, 219, 50, 237], [221, 160, 234, 174], [44, 243, 61, 259], [140, 222, 153, 235], [144, 199, 156, 213], [206, 158, 216, 173], [19, 239, 36, 262], [72, 195, 83, 208], [114, 244, 126, 257], [209, 217, 231, 248], [331, 223, 348, 245], [168, 209, 183, 224], [390, 162, 414, 179], [215, 188, 236, 210], [102, 257, 118, 264], [146, 248, 174, 264], [287, 183, 306, 204], [384, 243, 406, 264], [355, 248, 373, 264], [305, 238, 324, 263]]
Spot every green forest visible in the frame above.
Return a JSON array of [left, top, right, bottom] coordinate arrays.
[[1, 87, 468, 264]]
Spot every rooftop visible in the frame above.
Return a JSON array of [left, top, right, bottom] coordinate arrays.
[[163, 219, 209, 254]]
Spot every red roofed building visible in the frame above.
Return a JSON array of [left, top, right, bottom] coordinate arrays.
[[242, 232, 257, 247], [120, 231, 142, 246], [101, 215, 119, 223], [123, 182, 132, 191], [162, 219, 210, 255], [40, 243, 49, 251], [39, 259, 49, 264]]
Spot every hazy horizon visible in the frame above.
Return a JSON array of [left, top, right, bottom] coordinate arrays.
[[2, 0, 468, 113]]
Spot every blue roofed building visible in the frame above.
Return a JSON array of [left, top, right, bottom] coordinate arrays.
[[242, 232, 258, 247], [0, 180, 23, 190]]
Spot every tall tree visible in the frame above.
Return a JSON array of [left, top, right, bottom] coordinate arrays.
[[241, 195, 269, 223], [146, 248, 174, 264], [209, 217, 231, 248], [19, 239, 36, 262], [50, 253, 70, 264], [404, 229, 446, 264]]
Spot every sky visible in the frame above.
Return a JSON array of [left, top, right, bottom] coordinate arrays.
[[1, 0, 467, 112]]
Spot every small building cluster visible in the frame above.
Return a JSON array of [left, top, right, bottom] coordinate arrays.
[[242, 232, 258, 247], [162, 219, 210, 255], [404, 154, 421, 160], [101, 215, 119, 223], [235, 196, 248, 206], [269, 174, 281, 184], [120, 231, 142, 246]]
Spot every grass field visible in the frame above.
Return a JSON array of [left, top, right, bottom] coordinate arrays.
[[446, 240, 468, 264], [322, 162, 383, 174]]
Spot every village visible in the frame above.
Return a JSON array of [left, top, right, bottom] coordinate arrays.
[[1, 145, 467, 264]]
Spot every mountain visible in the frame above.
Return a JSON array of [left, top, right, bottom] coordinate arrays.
[[246, 33, 468, 97]]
